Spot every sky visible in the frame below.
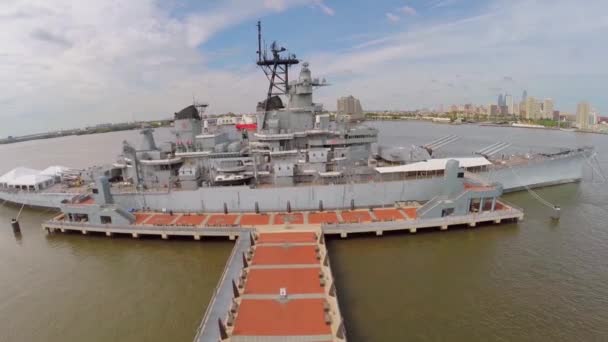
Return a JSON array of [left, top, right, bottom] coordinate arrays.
[[1, 0, 608, 136]]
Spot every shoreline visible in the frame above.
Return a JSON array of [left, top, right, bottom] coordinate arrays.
[[364, 118, 608, 135]]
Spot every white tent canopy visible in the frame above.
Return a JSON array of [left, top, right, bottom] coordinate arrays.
[[375, 157, 491, 174], [40, 165, 71, 177], [0, 167, 57, 190]]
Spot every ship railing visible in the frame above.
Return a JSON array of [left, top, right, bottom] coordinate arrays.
[[193, 231, 249, 342], [45, 220, 249, 233]]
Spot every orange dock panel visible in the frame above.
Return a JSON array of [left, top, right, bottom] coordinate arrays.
[[146, 214, 176, 225], [174, 215, 206, 226], [252, 245, 319, 265], [308, 212, 339, 224], [244, 267, 323, 295], [206, 214, 239, 226], [401, 207, 417, 219], [274, 213, 304, 225], [240, 214, 270, 226], [257, 232, 317, 244], [134, 213, 152, 224], [341, 210, 372, 223], [373, 208, 405, 221], [232, 299, 331, 336], [147, 214, 175, 225]]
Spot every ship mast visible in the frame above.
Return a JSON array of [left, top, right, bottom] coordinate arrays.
[[256, 21, 299, 130]]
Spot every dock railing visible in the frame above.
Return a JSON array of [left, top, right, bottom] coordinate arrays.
[[192, 232, 250, 342], [323, 206, 523, 235], [44, 220, 248, 235]]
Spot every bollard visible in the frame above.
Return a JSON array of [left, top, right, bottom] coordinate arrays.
[[551, 206, 561, 220], [11, 219, 20, 233]]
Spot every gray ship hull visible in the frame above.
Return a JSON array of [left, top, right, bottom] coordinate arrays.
[[0, 150, 588, 212]]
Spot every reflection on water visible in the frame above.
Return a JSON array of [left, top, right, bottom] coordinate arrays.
[[1, 122, 608, 341]]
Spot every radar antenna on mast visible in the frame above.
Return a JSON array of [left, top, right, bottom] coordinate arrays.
[[256, 20, 299, 130]]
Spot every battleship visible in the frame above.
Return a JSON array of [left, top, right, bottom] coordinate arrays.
[[0, 22, 593, 212]]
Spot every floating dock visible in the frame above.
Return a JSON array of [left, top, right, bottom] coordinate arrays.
[[42, 202, 523, 240], [40, 162, 525, 341], [42, 204, 522, 341]]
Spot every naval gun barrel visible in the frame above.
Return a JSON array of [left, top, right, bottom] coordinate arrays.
[[476, 142, 503, 155]]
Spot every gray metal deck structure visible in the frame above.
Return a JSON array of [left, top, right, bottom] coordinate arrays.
[[193, 232, 251, 342]]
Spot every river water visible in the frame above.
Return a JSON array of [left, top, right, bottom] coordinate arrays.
[[1, 121, 607, 341]]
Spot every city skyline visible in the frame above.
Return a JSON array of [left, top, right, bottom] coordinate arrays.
[[2, 0, 608, 136]]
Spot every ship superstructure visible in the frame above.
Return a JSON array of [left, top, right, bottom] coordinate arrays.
[[117, 21, 379, 191]]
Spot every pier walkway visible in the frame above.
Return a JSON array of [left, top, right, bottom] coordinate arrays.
[[194, 229, 346, 342]]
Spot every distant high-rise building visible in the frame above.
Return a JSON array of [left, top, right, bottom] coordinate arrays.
[[337, 95, 364, 121], [525, 97, 540, 120], [497, 94, 504, 107], [513, 103, 520, 116], [543, 98, 554, 120], [522, 90, 528, 103], [505, 94, 514, 114], [576, 101, 591, 129]]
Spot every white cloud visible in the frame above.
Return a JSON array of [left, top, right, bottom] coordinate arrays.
[[0, 0, 321, 135], [2, 0, 608, 136], [430, 0, 457, 9], [398, 5, 417, 16], [264, 0, 289, 11], [309, 0, 608, 113], [386, 12, 400, 22], [313, 0, 335, 16]]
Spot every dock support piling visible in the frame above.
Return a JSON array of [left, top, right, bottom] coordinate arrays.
[[440, 225, 448, 230], [161, 233, 168, 240], [376, 230, 383, 236], [11, 219, 20, 233], [81, 230, 88, 235], [132, 233, 139, 238], [106, 231, 113, 237], [340, 232, 347, 238], [409, 228, 417, 233], [494, 219, 501, 224], [194, 235, 201, 241], [468, 222, 476, 228]]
